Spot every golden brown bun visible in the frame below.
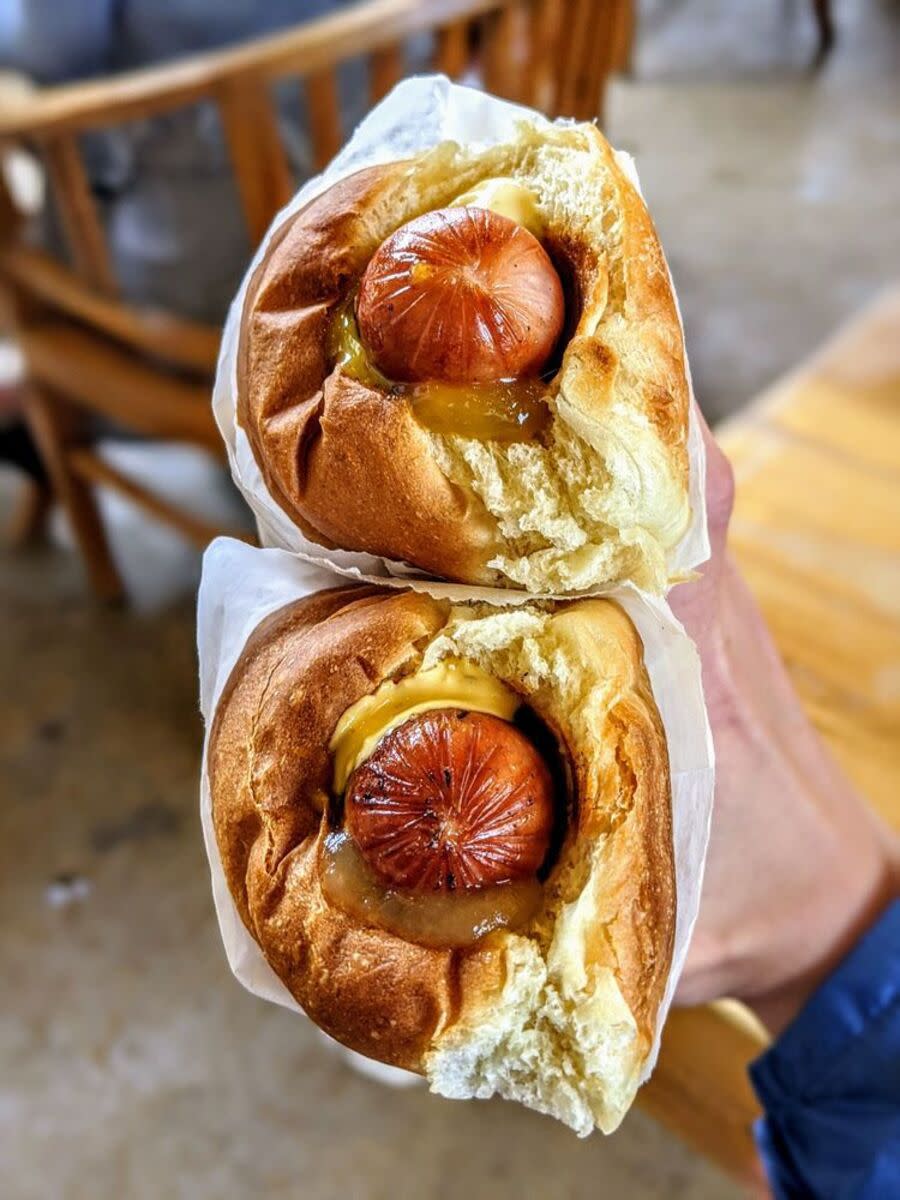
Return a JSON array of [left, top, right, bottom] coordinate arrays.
[[238, 123, 691, 594], [209, 585, 675, 1133]]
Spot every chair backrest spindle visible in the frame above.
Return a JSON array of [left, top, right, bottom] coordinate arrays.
[[557, 0, 612, 119], [578, 0, 627, 118], [216, 76, 294, 245], [525, 0, 564, 112], [370, 43, 405, 102], [433, 21, 471, 77], [40, 135, 117, 295], [554, 0, 589, 117], [303, 69, 343, 171], [482, 4, 529, 103]]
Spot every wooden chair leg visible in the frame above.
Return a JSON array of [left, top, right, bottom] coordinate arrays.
[[811, 0, 835, 65], [23, 385, 124, 602], [3, 475, 52, 547]]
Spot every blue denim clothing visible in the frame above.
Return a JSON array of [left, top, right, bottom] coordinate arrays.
[[751, 901, 900, 1199]]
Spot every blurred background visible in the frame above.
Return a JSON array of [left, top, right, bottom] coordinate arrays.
[[1, 2, 898, 1197]]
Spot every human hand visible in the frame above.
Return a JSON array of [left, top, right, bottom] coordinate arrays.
[[670, 416, 900, 1035]]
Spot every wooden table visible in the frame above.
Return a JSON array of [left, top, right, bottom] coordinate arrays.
[[637, 288, 900, 1180]]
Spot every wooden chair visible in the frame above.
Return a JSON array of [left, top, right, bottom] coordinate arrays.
[[0, 0, 626, 601]]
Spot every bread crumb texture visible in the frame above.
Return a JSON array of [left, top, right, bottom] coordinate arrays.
[[426, 123, 691, 593], [420, 601, 672, 1133], [426, 934, 637, 1136]]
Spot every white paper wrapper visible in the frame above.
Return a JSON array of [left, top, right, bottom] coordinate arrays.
[[212, 76, 709, 593], [198, 537, 715, 1106]]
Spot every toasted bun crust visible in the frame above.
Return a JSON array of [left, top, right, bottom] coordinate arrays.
[[209, 586, 675, 1133], [238, 123, 690, 594]]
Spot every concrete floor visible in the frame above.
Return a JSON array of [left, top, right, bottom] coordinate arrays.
[[2, 1, 899, 1196], [612, 0, 900, 422]]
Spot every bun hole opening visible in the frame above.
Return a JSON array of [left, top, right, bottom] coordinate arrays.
[[512, 703, 573, 882], [539, 237, 585, 382]]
